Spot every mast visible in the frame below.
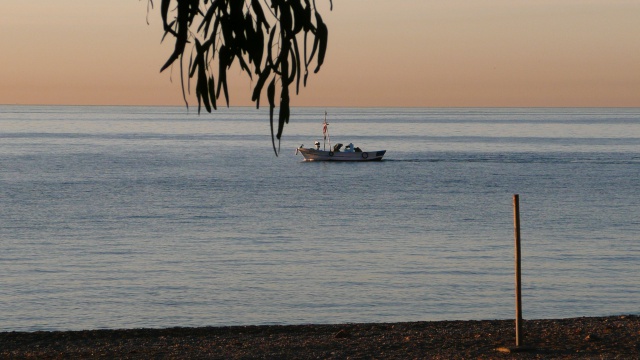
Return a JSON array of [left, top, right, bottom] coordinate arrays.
[[322, 111, 331, 151]]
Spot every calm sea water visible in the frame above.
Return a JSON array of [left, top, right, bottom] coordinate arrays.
[[1, 106, 639, 332]]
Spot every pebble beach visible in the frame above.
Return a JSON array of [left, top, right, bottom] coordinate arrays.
[[1, 315, 638, 359]]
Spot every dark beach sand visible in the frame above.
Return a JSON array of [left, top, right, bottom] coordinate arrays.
[[1, 315, 638, 359]]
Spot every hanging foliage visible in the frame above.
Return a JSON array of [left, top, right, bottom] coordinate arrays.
[[149, 0, 331, 155]]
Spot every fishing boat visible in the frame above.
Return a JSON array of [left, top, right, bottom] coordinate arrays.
[[295, 113, 386, 162]]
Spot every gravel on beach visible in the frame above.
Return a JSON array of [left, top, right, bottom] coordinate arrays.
[[1, 315, 638, 359]]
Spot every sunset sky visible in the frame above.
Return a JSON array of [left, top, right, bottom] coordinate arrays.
[[1, 1, 639, 107]]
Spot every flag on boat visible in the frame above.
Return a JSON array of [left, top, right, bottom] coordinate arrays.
[[322, 120, 328, 139]]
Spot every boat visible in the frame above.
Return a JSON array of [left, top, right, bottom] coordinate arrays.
[[295, 113, 386, 162]]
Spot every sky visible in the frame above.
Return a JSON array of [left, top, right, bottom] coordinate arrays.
[[1, 0, 639, 107]]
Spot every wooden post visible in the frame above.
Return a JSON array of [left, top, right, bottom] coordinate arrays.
[[513, 194, 523, 347], [498, 195, 533, 353]]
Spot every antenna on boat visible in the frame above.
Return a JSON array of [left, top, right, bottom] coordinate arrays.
[[322, 111, 331, 151]]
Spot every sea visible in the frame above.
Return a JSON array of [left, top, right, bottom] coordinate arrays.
[[1, 106, 639, 332]]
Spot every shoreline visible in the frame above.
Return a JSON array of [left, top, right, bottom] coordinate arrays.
[[2, 315, 638, 359]]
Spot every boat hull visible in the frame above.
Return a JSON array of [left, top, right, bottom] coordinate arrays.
[[296, 148, 386, 162]]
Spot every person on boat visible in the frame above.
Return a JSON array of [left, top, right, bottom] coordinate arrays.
[[314, 141, 320, 150], [345, 143, 355, 152]]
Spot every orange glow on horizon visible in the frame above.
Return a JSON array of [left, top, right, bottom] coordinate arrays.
[[1, 1, 639, 107]]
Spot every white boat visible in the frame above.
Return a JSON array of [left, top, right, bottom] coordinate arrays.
[[296, 146, 386, 162], [295, 113, 386, 162]]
